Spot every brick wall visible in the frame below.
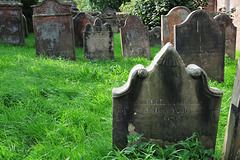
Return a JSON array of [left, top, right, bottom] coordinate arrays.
[[205, 0, 217, 14], [232, 0, 240, 50]]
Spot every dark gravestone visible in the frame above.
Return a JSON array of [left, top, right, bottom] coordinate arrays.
[[98, 8, 119, 33], [215, 14, 237, 59], [112, 43, 223, 150], [116, 12, 129, 28], [149, 26, 161, 47], [175, 9, 225, 83], [32, 0, 75, 60], [22, 14, 28, 38], [120, 15, 150, 58], [161, 6, 190, 46], [0, 0, 25, 46], [83, 18, 114, 60], [73, 11, 95, 47], [222, 58, 240, 159]]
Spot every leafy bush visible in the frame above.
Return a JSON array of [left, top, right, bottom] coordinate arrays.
[[104, 133, 221, 159], [88, 0, 130, 11], [120, 0, 209, 29]]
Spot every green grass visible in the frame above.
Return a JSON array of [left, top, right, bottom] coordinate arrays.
[[0, 33, 239, 159]]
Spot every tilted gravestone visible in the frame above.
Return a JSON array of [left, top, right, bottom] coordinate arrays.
[[98, 8, 119, 33], [22, 14, 28, 38], [120, 15, 150, 58], [112, 43, 223, 149], [32, 0, 76, 60], [0, 0, 25, 46], [73, 11, 95, 47], [149, 26, 161, 47], [161, 6, 190, 46], [222, 58, 240, 159], [175, 9, 225, 83], [83, 18, 114, 60], [116, 12, 129, 28], [215, 14, 237, 59]]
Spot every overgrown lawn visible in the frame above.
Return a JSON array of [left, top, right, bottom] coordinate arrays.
[[0, 33, 238, 159]]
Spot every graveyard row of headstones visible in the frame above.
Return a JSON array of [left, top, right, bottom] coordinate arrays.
[[1, 0, 237, 83], [0, 0, 239, 158]]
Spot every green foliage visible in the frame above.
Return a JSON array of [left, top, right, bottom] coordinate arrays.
[[75, 0, 93, 11], [120, 0, 209, 29], [104, 133, 221, 159], [88, 0, 130, 11], [21, 0, 38, 32]]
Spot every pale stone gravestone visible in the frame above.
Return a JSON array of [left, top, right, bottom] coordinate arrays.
[[112, 43, 223, 149], [83, 18, 114, 60], [222, 58, 240, 159], [22, 14, 28, 38], [73, 11, 95, 47], [215, 14, 237, 59], [175, 9, 225, 83], [149, 26, 161, 47], [161, 6, 190, 46], [32, 0, 76, 60], [120, 15, 150, 58], [0, 0, 25, 46], [98, 8, 119, 33]]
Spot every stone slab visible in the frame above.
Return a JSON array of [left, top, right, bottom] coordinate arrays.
[[22, 14, 28, 38], [98, 8, 119, 33], [120, 15, 150, 58], [215, 14, 237, 59], [73, 11, 95, 47], [112, 43, 223, 150], [149, 26, 161, 47], [0, 5, 25, 46], [175, 9, 225, 83], [83, 18, 114, 60], [161, 6, 190, 46], [222, 58, 240, 159], [32, 0, 75, 60]]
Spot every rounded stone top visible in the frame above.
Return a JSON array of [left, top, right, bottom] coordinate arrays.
[[0, 0, 22, 5]]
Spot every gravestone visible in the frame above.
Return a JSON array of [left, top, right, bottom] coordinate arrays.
[[215, 14, 237, 59], [112, 43, 223, 149], [83, 18, 114, 60], [222, 58, 240, 159], [98, 8, 119, 33], [120, 15, 150, 58], [116, 12, 129, 28], [32, 0, 75, 60], [175, 9, 225, 83], [0, 0, 25, 46], [149, 26, 161, 47], [73, 11, 95, 47], [161, 6, 190, 46], [22, 14, 28, 38]]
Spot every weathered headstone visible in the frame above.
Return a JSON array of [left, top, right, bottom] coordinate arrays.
[[98, 8, 119, 33], [32, 0, 75, 60], [83, 18, 114, 60], [112, 43, 223, 150], [120, 15, 150, 58], [0, 0, 25, 46], [222, 58, 240, 159], [22, 14, 28, 38], [116, 12, 128, 28], [215, 14, 237, 59], [175, 9, 225, 83], [161, 6, 190, 46], [149, 26, 161, 47], [73, 11, 95, 47]]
